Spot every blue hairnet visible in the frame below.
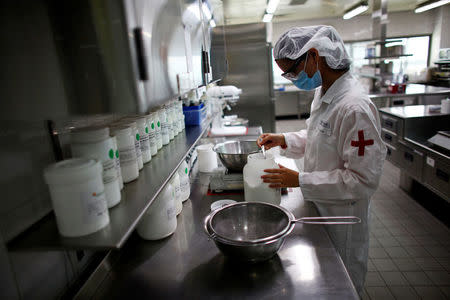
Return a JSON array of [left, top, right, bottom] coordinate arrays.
[[274, 25, 351, 69]]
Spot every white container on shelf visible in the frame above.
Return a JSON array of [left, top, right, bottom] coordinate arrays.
[[159, 106, 170, 145], [129, 116, 151, 164], [43, 158, 110, 237], [243, 153, 281, 205], [136, 183, 177, 240], [145, 113, 158, 156], [169, 172, 182, 215], [151, 110, 163, 150], [196, 144, 218, 172], [70, 127, 121, 208], [111, 136, 124, 190], [172, 101, 180, 136], [178, 160, 190, 202], [167, 103, 174, 141], [120, 121, 143, 170], [111, 126, 139, 183], [178, 101, 185, 131]]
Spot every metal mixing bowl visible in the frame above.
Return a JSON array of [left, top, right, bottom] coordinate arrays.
[[213, 140, 259, 172]]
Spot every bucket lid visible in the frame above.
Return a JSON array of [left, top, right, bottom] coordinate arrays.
[[44, 158, 102, 185], [71, 126, 110, 144]]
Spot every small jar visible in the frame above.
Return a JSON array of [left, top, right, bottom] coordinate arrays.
[[124, 116, 151, 164], [152, 109, 163, 150], [136, 183, 177, 240], [178, 160, 190, 202], [119, 121, 143, 170], [171, 101, 180, 136], [145, 113, 158, 156], [110, 126, 139, 183], [166, 103, 174, 141], [178, 101, 185, 131], [70, 127, 121, 208], [159, 106, 170, 145], [111, 136, 124, 190], [169, 172, 182, 215], [43, 158, 110, 237]]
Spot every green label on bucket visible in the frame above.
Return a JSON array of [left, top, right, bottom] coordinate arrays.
[[136, 133, 140, 141], [157, 121, 160, 128], [185, 167, 188, 174], [109, 149, 114, 159], [151, 123, 155, 130], [115, 150, 119, 158], [145, 127, 148, 134]]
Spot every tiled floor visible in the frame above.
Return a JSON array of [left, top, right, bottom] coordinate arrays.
[[276, 119, 450, 300]]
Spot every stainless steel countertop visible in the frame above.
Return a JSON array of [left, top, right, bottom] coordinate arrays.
[[92, 156, 358, 299], [275, 83, 450, 98], [368, 84, 450, 99], [379, 105, 450, 119]]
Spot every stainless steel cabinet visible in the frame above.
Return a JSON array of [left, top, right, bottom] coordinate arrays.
[[423, 154, 450, 200], [397, 141, 424, 182]]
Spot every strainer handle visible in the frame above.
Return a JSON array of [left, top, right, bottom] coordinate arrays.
[[293, 216, 361, 225]]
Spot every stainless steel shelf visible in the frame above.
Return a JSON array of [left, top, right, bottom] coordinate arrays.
[[8, 122, 211, 251], [364, 54, 413, 60]]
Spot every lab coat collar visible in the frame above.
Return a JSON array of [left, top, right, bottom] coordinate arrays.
[[320, 71, 352, 105]]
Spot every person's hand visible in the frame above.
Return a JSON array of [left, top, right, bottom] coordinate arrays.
[[261, 164, 299, 188], [257, 133, 286, 150]]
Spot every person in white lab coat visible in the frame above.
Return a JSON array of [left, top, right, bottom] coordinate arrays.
[[258, 25, 386, 293]]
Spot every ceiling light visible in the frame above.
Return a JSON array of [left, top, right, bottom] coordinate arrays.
[[414, 0, 450, 13], [262, 13, 273, 23], [266, 0, 281, 14], [343, 1, 369, 20], [210, 19, 216, 28]]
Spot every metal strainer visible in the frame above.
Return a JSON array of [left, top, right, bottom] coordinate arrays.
[[206, 202, 361, 244]]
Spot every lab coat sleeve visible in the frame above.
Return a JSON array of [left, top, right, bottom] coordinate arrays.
[[299, 108, 386, 202], [281, 129, 307, 159]]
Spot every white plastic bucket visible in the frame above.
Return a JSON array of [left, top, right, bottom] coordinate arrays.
[[196, 144, 218, 172], [43, 158, 110, 237]]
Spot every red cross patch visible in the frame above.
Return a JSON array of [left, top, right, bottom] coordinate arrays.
[[351, 130, 374, 156]]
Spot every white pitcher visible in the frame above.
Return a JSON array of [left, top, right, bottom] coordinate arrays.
[[243, 153, 281, 205]]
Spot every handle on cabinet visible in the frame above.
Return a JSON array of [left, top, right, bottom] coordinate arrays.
[[384, 133, 392, 142], [133, 27, 148, 81]]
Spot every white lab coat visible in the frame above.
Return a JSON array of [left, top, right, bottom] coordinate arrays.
[[281, 71, 386, 292]]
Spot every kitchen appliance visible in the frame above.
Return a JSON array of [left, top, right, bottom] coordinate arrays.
[[221, 23, 276, 132], [204, 202, 361, 262]]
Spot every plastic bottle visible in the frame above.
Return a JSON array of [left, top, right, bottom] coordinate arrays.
[[243, 153, 281, 205], [159, 106, 170, 145], [178, 160, 190, 202], [169, 172, 182, 215], [110, 126, 139, 183], [70, 127, 121, 208], [111, 136, 124, 190], [145, 113, 158, 156], [179, 101, 185, 131], [43, 158, 110, 237], [136, 183, 177, 240]]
